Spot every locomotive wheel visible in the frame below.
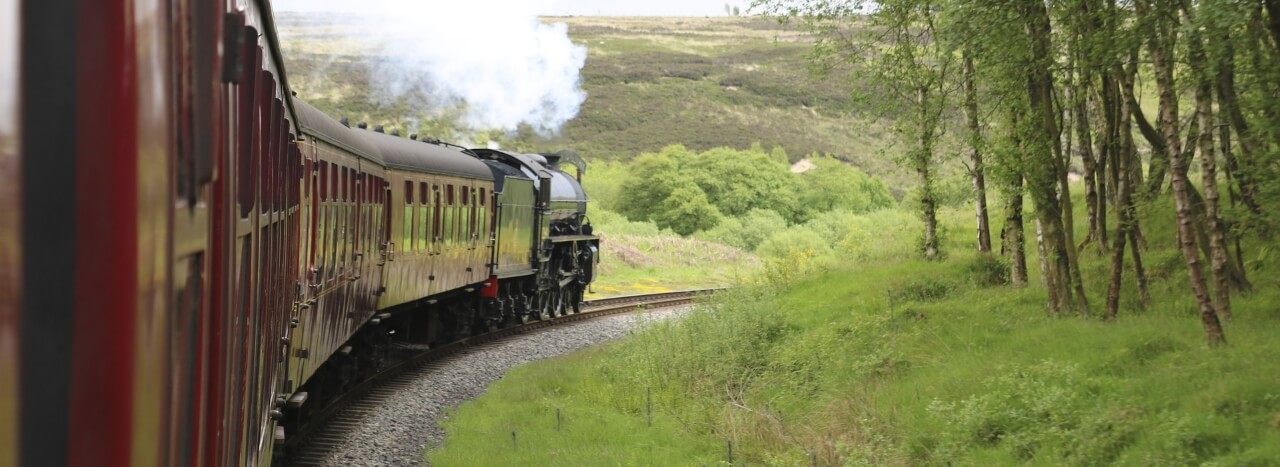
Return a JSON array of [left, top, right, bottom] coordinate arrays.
[[538, 293, 553, 320], [553, 288, 567, 317], [571, 286, 583, 314]]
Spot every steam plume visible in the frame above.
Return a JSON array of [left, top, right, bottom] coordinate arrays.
[[276, 0, 587, 135]]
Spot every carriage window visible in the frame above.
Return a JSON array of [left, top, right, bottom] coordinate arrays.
[[432, 189, 442, 241], [446, 185, 455, 205], [339, 167, 347, 202], [460, 187, 468, 206], [319, 162, 329, 201], [334, 166, 341, 203], [403, 180, 414, 253], [480, 188, 486, 206], [418, 182, 429, 252], [469, 188, 478, 237]]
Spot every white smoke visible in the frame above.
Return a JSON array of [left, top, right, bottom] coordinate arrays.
[[276, 0, 587, 135]]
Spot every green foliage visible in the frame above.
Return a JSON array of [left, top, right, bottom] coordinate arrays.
[[797, 155, 895, 219], [886, 275, 956, 304], [697, 208, 789, 251], [966, 253, 1010, 287], [654, 185, 723, 236], [681, 146, 804, 220], [757, 225, 832, 260], [834, 208, 923, 261], [615, 145, 897, 236], [580, 160, 630, 213], [615, 148, 684, 223]]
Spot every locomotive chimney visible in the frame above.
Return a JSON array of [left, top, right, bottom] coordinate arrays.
[[391, 130, 401, 137], [373, 125, 384, 133], [357, 121, 368, 129], [410, 134, 418, 140], [339, 117, 350, 128]]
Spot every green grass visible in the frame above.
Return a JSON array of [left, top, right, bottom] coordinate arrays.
[[588, 209, 760, 297], [427, 198, 1280, 465]]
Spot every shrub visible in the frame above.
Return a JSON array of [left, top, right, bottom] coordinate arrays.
[[887, 276, 955, 304], [967, 253, 1010, 287], [757, 226, 832, 260]]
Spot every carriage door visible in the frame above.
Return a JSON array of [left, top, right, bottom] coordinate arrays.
[[377, 175, 392, 298]]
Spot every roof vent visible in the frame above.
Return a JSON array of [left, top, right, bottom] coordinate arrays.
[[357, 121, 368, 129], [373, 125, 384, 133], [410, 134, 418, 140], [391, 130, 401, 137], [339, 117, 350, 128]]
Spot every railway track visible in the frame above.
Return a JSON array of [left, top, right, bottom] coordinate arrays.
[[282, 288, 720, 466]]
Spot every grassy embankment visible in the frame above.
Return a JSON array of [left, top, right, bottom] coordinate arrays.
[[428, 195, 1280, 465], [588, 209, 760, 297]]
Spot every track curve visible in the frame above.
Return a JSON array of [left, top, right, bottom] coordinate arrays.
[[282, 288, 721, 466]]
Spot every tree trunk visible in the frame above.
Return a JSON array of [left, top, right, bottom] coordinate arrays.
[[1184, 8, 1234, 321], [1140, 0, 1225, 346], [1196, 84, 1233, 321], [1116, 68, 1151, 309], [1004, 187, 1029, 286], [1003, 110, 1029, 286], [1264, 0, 1280, 51], [1216, 109, 1249, 273], [1093, 103, 1110, 248], [1214, 33, 1265, 216], [1105, 112, 1130, 320], [1023, 0, 1082, 316], [1121, 71, 1170, 197], [964, 52, 992, 253], [1077, 72, 1101, 253], [917, 87, 941, 262]]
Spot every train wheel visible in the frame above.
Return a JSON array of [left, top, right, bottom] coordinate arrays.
[[571, 286, 583, 314], [538, 292, 553, 320], [556, 288, 569, 317]]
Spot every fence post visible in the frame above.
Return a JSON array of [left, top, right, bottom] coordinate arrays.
[[646, 387, 652, 427], [512, 430, 517, 450], [727, 440, 733, 465], [556, 408, 562, 431]]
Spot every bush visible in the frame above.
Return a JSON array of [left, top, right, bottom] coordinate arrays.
[[887, 276, 955, 304], [757, 226, 832, 260], [654, 185, 723, 235], [699, 209, 790, 251], [837, 209, 922, 261], [967, 253, 1010, 287]]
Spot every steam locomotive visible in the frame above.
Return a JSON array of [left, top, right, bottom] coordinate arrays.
[[1, 1, 597, 466]]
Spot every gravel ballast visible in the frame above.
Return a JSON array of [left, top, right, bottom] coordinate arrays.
[[318, 306, 691, 466]]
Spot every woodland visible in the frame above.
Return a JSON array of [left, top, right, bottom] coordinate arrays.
[[755, 0, 1280, 345]]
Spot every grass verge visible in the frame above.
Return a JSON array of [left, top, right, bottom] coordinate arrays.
[[428, 199, 1280, 465]]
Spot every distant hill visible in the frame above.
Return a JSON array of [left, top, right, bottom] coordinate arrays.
[[277, 14, 910, 187]]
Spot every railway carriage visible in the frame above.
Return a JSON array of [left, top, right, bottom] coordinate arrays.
[[3, 1, 598, 466]]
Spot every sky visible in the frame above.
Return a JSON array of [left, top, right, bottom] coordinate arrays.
[[272, 0, 753, 16]]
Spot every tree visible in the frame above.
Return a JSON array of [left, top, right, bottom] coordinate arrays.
[[754, 0, 956, 261], [655, 185, 723, 235], [617, 149, 683, 223], [798, 155, 894, 218], [962, 50, 992, 253], [1137, 0, 1225, 345]]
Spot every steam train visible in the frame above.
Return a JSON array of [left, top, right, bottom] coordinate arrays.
[[2, 1, 597, 466]]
